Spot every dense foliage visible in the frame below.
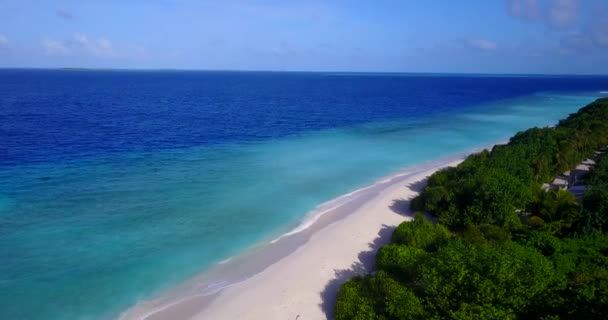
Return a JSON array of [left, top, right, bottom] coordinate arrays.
[[580, 153, 608, 233], [335, 98, 608, 319], [411, 98, 608, 229]]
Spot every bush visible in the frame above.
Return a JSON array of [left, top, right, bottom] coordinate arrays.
[[370, 271, 428, 320], [334, 272, 430, 320], [460, 224, 511, 245], [512, 229, 562, 256], [375, 244, 426, 277], [391, 213, 450, 251], [411, 240, 555, 316], [334, 276, 378, 320]]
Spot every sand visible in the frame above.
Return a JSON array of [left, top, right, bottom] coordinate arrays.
[[121, 157, 465, 320]]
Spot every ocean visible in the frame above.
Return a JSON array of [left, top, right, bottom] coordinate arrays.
[[1, 70, 608, 319]]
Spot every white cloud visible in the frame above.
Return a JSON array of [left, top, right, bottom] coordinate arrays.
[[72, 33, 116, 57], [42, 33, 118, 58], [506, 0, 607, 56], [507, 0, 580, 29], [589, 5, 608, 48], [508, 0, 541, 20], [560, 32, 593, 51], [466, 39, 498, 51], [0, 34, 9, 49], [547, 0, 579, 28], [42, 39, 70, 55], [557, 3, 608, 52]]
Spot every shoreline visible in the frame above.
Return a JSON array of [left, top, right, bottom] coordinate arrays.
[[120, 145, 496, 320]]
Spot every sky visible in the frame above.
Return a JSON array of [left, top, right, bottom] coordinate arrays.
[[0, 0, 607, 74]]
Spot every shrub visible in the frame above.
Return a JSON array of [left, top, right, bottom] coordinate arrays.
[[391, 213, 450, 251], [334, 276, 378, 320], [375, 244, 426, 277]]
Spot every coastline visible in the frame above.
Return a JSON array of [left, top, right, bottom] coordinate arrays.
[[3, 66, 608, 320], [120, 148, 487, 320]]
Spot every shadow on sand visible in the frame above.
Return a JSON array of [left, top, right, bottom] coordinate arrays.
[[318, 177, 428, 319], [388, 177, 428, 217]]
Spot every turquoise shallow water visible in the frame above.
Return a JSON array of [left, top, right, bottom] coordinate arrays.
[[2, 71, 608, 320]]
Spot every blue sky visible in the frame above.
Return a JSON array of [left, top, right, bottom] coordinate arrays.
[[0, 0, 607, 74]]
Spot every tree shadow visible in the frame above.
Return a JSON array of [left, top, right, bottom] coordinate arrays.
[[389, 198, 412, 217], [389, 177, 429, 217], [407, 178, 429, 193], [318, 176, 432, 319], [318, 224, 395, 319]]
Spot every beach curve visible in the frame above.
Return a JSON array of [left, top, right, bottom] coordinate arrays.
[[119, 151, 474, 320]]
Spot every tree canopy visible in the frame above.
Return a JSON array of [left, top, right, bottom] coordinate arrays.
[[335, 98, 608, 320]]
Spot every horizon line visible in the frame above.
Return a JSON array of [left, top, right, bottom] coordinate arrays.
[[1, 66, 608, 77]]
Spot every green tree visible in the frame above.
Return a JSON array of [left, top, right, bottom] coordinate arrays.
[[391, 213, 450, 251]]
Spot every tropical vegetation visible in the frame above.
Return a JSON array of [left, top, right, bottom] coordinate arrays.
[[334, 98, 608, 319]]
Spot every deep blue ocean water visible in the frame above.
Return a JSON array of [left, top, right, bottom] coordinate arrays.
[[1, 70, 608, 319]]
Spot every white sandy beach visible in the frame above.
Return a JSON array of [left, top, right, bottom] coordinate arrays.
[[122, 157, 464, 320]]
